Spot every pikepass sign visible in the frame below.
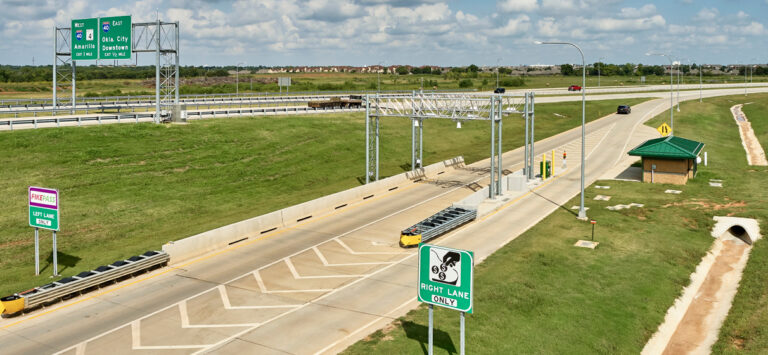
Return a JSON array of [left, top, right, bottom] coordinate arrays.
[[418, 244, 474, 313], [29, 187, 59, 231], [71, 15, 131, 60]]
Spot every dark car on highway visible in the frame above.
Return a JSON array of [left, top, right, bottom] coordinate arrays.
[[568, 85, 582, 91], [617, 105, 631, 114], [494, 87, 506, 94]]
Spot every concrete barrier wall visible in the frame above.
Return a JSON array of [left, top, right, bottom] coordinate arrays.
[[453, 186, 489, 210], [163, 156, 465, 264]]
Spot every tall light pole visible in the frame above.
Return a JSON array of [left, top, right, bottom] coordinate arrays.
[[744, 63, 748, 96], [496, 57, 502, 88], [537, 40, 587, 219], [236, 62, 245, 96], [598, 56, 605, 87], [646, 52, 675, 134], [674, 58, 680, 112], [377, 61, 386, 92]]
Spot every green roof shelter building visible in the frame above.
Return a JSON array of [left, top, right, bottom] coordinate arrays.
[[628, 136, 705, 185]]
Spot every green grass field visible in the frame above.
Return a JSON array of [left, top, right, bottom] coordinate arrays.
[[0, 98, 647, 297], [342, 93, 768, 354]]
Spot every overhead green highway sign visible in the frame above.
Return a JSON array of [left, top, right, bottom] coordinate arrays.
[[418, 244, 473, 313], [99, 16, 131, 59], [71, 18, 98, 60]]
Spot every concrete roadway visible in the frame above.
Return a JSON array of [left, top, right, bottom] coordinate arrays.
[[0, 87, 765, 354]]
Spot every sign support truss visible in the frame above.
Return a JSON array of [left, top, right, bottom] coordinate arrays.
[[133, 20, 180, 123], [53, 27, 75, 117], [365, 92, 527, 191], [53, 19, 179, 124]]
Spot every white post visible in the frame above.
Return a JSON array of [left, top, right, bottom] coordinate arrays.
[[52, 230, 58, 276], [35, 228, 40, 275], [52, 26, 57, 116], [71, 60, 76, 114], [460, 311, 465, 355], [428, 304, 434, 355]]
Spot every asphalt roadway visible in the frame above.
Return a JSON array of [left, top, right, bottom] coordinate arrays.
[[1, 87, 766, 354]]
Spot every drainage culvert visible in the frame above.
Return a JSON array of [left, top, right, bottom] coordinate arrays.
[[642, 216, 761, 355]]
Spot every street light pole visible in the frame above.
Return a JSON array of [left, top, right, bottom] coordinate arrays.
[[496, 57, 502, 88], [646, 53, 674, 134], [675, 59, 680, 112], [377, 61, 386, 93], [598, 56, 605, 87], [536, 40, 587, 219], [236, 62, 245, 96]]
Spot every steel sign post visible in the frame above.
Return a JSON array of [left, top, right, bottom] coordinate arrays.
[[418, 244, 473, 355], [29, 187, 60, 276], [71, 18, 98, 60], [99, 16, 131, 59]]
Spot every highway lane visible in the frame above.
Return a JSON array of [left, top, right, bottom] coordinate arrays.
[[0, 87, 763, 354]]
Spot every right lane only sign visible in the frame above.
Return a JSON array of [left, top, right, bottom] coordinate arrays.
[[418, 244, 474, 313]]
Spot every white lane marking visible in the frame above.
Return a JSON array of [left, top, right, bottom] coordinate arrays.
[[585, 123, 616, 161], [284, 259, 366, 279], [194, 254, 420, 354], [335, 239, 404, 255], [253, 270, 333, 293], [217, 285, 300, 310], [74, 343, 86, 355], [313, 246, 396, 266], [313, 298, 418, 355], [615, 100, 671, 166], [178, 301, 257, 329]]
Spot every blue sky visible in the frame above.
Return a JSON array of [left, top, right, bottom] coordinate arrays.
[[0, 0, 766, 67]]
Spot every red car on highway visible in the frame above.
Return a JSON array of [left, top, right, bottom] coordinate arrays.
[[568, 85, 582, 91]]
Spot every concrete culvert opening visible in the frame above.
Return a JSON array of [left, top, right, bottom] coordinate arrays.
[[711, 216, 761, 245], [727, 225, 751, 245]]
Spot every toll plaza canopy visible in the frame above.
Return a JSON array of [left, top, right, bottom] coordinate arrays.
[[628, 135, 705, 185]]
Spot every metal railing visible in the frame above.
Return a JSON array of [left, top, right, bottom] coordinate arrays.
[[401, 206, 477, 243], [3, 251, 168, 316]]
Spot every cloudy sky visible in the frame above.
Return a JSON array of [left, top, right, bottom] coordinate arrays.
[[1, 0, 766, 67]]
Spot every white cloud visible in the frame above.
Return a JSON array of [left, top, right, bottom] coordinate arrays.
[[487, 14, 531, 36], [695, 8, 719, 21], [589, 15, 666, 31], [619, 4, 657, 19], [537, 17, 560, 36], [498, 0, 538, 12]]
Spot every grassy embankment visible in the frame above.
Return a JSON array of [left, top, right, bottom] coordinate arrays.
[[342, 94, 768, 354], [711, 96, 768, 353], [0, 98, 646, 297]]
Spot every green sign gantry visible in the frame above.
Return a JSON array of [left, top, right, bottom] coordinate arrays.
[[71, 16, 131, 60], [99, 16, 131, 59], [71, 18, 98, 60], [418, 244, 473, 313]]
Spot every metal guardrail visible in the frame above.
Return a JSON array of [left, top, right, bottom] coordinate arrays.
[[0, 89, 478, 108], [402, 207, 477, 244], [0, 251, 168, 317], [0, 105, 364, 130]]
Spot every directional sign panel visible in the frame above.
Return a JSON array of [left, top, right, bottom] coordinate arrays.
[[418, 244, 473, 313], [99, 16, 131, 59], [29, 187, 59, 231], [71, 18, 98, 60]]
